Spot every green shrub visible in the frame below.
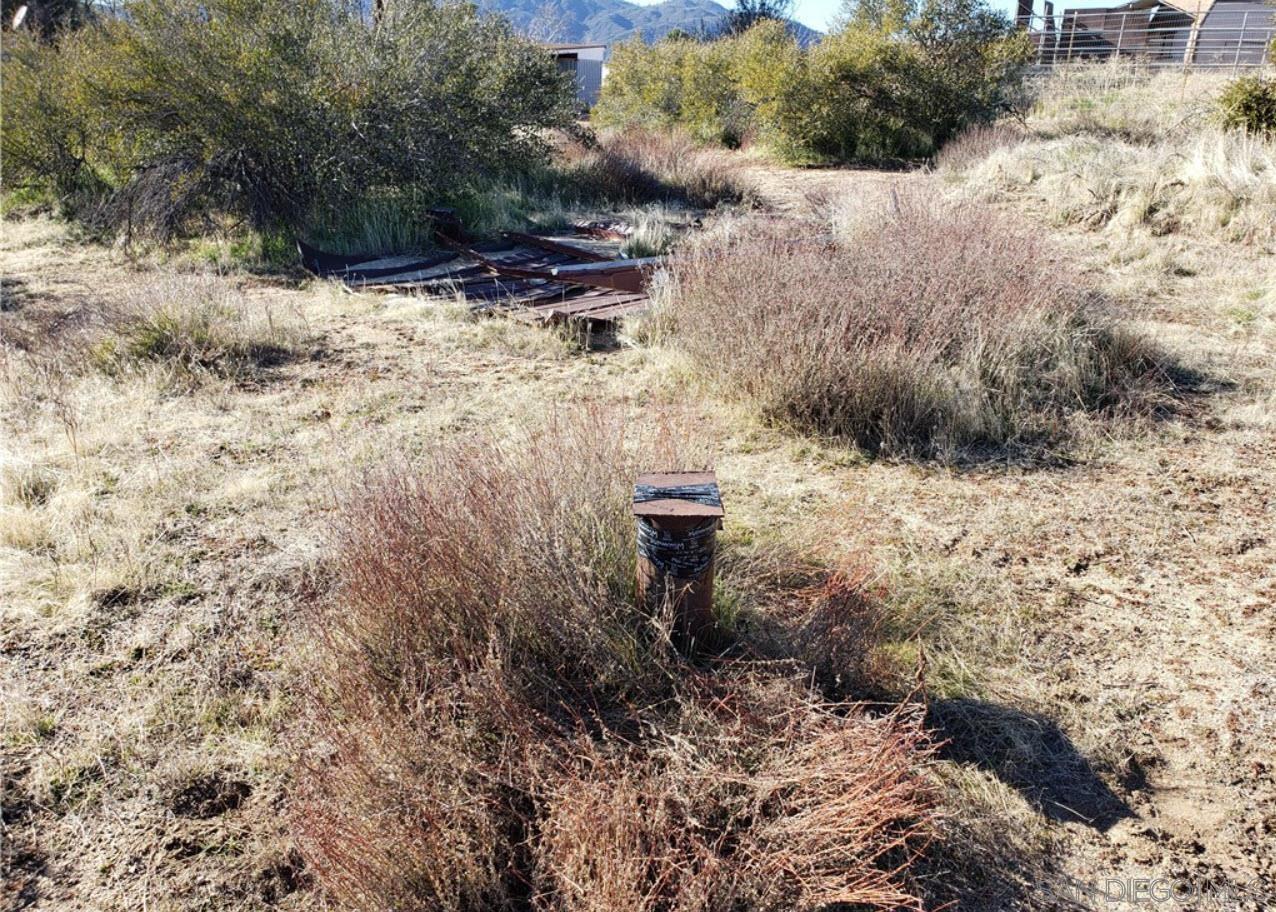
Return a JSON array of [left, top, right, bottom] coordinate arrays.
[[1219, 75, 1276, 135], [806, 0, 1032, 160], [593, 37, 732, 144], [595, 25, 805, 150], [0, 31, 118, 213], [1, 0, 574, 239], [594, 0, 1031, 163], [726, 20, 812, 151]]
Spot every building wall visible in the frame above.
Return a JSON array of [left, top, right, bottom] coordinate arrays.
[[1050, 1, 1273, 65], [1150, 6, 1195, 63], [573, 58, 604, 107], [552, 46, 607, 108], [555, 56, 605, 108]]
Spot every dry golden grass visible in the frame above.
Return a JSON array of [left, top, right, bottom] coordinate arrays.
[[942, 65, 1276, 247], [1022, 65, 1238, 141], [1, 228, 635, 908], [3, 68, 1275, 909], [946, 129, 1276, 244]]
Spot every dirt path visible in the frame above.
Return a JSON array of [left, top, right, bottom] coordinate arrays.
[[743, 161, 923, 214]]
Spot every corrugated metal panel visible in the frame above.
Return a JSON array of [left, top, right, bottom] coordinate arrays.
[[556, 57, 604, 108]]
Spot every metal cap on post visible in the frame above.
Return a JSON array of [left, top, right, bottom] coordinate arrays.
[[633, 472, 724, 654]]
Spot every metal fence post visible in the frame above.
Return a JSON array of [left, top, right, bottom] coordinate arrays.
[[1233, 11, 1250, 72], [1115, 11, 1126, 59], [633, 472, 724, 654]]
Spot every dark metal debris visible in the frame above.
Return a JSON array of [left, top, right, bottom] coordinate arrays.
[[299, 223, 661, 325]]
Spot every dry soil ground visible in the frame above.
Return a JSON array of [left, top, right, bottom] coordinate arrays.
[[746, 160, 1275, 908], [2, 161, 1273, 910]]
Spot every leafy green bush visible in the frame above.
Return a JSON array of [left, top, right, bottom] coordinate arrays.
[[592, 36, 736, 144], [0, 31, 117, 211], [807, 0, 1031, 160], [594, 24, 802, 148], [594, 0, 1032, 163], [1, 0, 574, 239], [1218, 75, 1276, 136]]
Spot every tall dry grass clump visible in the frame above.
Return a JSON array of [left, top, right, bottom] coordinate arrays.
[[940, 67, 1276, 245], [91, 275, 306, 384], [1, 273, 306, 416], [946, 129, 1276, 244], [560, 127, 758, 210], [1022, 64, 1233, 142], [323, 413, 683, 713], [293, 410, 936, 912], [659, 191, 1167, 458], [933, 122, 1028, 173], [450, 127, 754, 238]]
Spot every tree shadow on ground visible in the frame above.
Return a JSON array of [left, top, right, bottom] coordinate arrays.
[[926, 697, 1133, 830]]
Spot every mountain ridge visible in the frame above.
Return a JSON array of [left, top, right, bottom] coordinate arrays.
[[478, 0, 822, 46]]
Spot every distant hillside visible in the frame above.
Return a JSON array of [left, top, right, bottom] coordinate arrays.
[[478, 0, 822, 46]]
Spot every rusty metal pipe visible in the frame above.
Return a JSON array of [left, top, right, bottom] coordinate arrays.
[[633, 472, 724, 654]]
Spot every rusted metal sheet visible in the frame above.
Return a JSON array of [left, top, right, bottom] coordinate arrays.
[[448, 241, 661, 297], [572, 220, 634, 242], [501, 231, 612, 263], [297, 239, 459, 283], [514, 291, 650, 324], [300, 229, 658, 325], [577, 297, 651, 321], [548, 258, 662, 294]]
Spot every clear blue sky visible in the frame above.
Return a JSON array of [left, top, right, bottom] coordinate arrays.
[[787, 0, 1117, 31], [633, 0, 1112, 34]]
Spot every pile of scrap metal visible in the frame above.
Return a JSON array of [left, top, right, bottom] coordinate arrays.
[[298, 215, 660, 326]]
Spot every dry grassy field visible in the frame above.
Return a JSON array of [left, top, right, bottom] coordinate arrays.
[[3, 69, 1274, 911]]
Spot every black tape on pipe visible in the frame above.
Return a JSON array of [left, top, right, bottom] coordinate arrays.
[[633, 482, 722, 510], [637, 517, 718, 578], [634, 482, 721, 578]]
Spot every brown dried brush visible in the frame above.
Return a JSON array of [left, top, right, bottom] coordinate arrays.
[[293, 409, 937, 912], [661, 188, 1171, 459], [561, 126, 757, 209], [934, 122, 1028, 174], [532, 675, 936, 912]]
